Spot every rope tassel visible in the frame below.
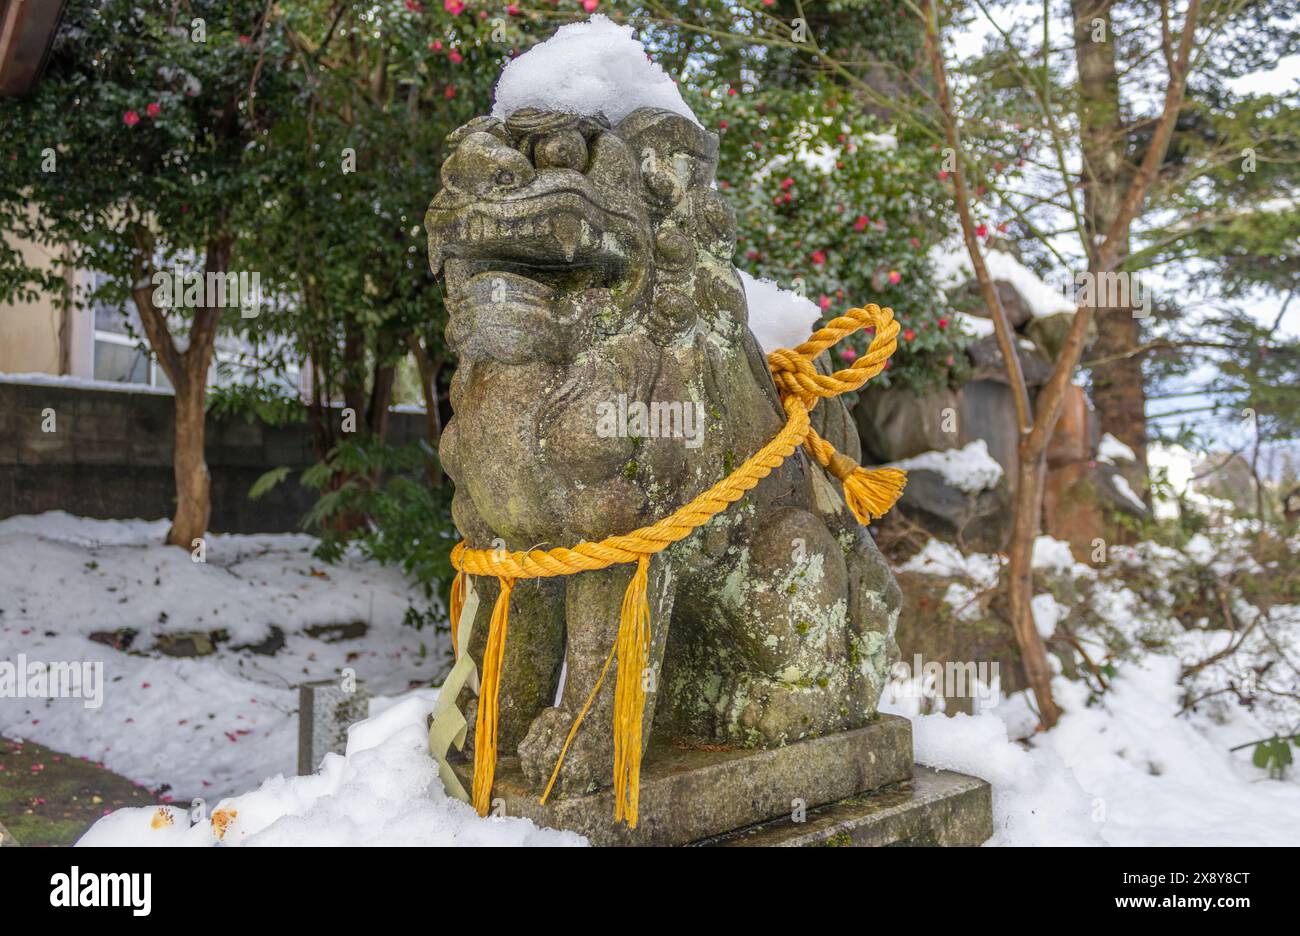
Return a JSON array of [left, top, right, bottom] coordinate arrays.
[[448, 569, 467, 661], [472, 577, 514, 816], [612, 555, 651, 827], [840, 465, 908, 526]]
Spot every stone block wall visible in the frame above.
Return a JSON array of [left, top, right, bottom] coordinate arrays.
[[0, 380, 426, 533]]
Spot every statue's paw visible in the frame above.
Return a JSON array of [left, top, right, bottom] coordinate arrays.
[[518, 706, 602, 796]]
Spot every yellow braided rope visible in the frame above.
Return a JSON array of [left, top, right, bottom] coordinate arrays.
[[451, 304, 908, 825]]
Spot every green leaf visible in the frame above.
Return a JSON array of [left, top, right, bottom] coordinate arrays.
[[299, 461, 334, 491], [1253, 742, 1270, 769], [248, 466, 291, 501]]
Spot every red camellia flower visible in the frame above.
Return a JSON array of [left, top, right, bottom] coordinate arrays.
[[938, 317, 948, 329], [818, 295, 832, 311], [976, 223, 988, 238], [238, 34, 251, 45], [444, 0, 464, 13], [938, 169, 949, 181], [854, 215, 869, 232], [780, 176, 793, 190], [449, 48, 463, 63], [727, 87, 737, 96], [123, 110, 140, 126], [903, 329, 915, 342], [430, 39, 443, 50], [145, 102, 160, 117], [583, 0, 599, 11], [840, 347, 857, 362], [405, 0, 424, 10], [445, 84, 457, 99], [811, 250, 826, 265], [888, 270, 901, 285], [910, 237, 920, 248], [719, 120, 728, 130]]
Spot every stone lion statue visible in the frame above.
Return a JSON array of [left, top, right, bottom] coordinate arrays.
[[426, 106, 902, 796]]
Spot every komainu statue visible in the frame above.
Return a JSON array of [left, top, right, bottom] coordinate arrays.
[[426, 105, 903, 808]]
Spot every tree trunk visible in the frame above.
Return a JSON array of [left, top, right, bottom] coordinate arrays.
[[1072, 0, 1148, 484], [130, 228, 229, 549], [168, 376, 211, 548], [1008, 442, 1062, 727], [920, 1, 1060, 726]]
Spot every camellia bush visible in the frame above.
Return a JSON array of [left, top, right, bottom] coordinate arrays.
[[685, 68, 968, 393]]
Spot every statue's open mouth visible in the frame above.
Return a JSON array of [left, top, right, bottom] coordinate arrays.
[[427, 186, 638, 300]]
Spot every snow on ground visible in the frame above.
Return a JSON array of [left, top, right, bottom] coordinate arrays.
[[891, 531, 1300, 846], [78, 692, 584, 847], [492, 15, 698, 126], [0, 512, 449, 800], [740, 270, 824, 355], [1147, 443, 1237, 520], [890, 439, 1004, 494], [898, 536, 1002, 586], [11, 509, 1299, 846]]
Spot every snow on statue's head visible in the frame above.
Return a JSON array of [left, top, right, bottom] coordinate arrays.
[[425, 15, 744, 365], [425, 16, 900, 796]]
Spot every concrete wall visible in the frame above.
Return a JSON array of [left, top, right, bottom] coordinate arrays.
[[0, 379, 428, 533]]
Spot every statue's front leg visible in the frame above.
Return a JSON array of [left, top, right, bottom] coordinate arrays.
[[460, 575, 568, 756], [518, 556, 674, 796]]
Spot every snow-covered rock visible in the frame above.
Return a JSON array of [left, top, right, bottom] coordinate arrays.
[[890, 440, 1004, 494], [1097, 433, 1136, 464], [930, 242, 1074, 320]]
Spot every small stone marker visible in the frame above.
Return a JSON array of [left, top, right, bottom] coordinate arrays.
[[297, 678, 368, 775]]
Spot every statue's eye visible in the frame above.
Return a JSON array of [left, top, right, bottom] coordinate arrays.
[[534, 129, 589, 172], [446, 116, 508, 149]]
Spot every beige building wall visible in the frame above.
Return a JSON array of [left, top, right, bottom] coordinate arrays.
[[0, 216, 93, 377]]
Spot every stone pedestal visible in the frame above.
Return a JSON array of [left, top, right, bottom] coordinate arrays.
[[453, 714, 992, 847], [704, 768, 992, 847]]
